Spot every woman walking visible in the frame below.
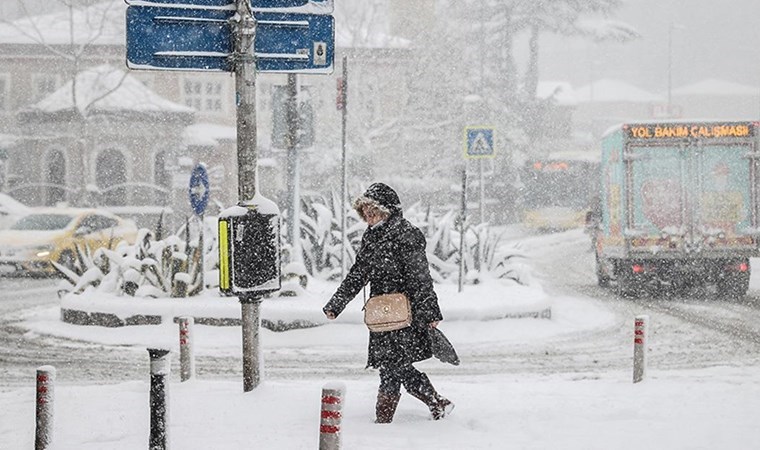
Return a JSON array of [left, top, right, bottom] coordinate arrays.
[[323, 183, 453, 423]]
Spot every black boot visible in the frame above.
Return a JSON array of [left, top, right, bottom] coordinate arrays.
[[375, 392, 401, 424], [406, 373, 454, 420]]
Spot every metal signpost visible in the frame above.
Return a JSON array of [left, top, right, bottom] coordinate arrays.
[[464, 126, 495, 224], [126, 0, 335, 392], [189, 164, 209, 291]]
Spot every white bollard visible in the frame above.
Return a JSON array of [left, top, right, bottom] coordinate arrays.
[[633, 315, 648, 383], [35, 366, 56, 450], [319, 383, 346, 450], [178, 316, 195, 382]]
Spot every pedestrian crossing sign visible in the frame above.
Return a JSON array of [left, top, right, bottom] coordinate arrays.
[[464, 127, 495, 158]]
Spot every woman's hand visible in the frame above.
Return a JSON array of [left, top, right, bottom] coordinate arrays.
[[428, 321, 439, 329], [325, 310, 336, 320]]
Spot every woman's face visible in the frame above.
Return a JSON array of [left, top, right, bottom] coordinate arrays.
[[362, 206, 387, 226]]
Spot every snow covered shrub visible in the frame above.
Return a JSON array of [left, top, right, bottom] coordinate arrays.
[[297, 191, 364, 280], [406, 206, 531, 286], [55, 218, 211, 298]]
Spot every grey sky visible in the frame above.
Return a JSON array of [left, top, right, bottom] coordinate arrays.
[[6, 0, 760, 96], [538, 0, 760, 93]]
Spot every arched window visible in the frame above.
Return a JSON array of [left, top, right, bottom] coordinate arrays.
[[96, 149, 127, 206], [153, 151, 170, 205], [46, 150, 66, 206]]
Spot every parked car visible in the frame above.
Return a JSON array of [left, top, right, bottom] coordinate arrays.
[[0, 208, 138, 277], [0, 193, 31, 230]]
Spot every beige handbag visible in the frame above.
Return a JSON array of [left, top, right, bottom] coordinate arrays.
[[363, 293, 412, 332]]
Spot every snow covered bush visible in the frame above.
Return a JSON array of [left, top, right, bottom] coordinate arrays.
[[296, 191, 364, 281], [406, 205, 532, 286], [55, 218, 210, 298], [54, 197, 532, 298]]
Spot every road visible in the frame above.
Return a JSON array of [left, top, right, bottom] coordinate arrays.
[[2, 229, 759, 388]]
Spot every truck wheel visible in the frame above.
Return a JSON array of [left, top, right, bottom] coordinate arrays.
[[596, 255, 610, 287], [717, 276, 749, 299], [615, 264, 641, 298]]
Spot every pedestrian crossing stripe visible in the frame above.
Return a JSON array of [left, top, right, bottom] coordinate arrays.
[[464, 126, 494, 158]]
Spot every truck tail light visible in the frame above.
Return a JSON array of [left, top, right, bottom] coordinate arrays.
[[726, 262, 749, 272], [632, 264, 645, 273]]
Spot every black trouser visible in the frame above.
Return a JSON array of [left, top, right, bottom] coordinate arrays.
[[378, 363, 426, 395]]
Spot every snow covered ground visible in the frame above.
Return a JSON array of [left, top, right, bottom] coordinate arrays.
[[1, 230, 759, 449]]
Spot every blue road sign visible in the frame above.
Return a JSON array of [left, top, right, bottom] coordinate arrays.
[[125, 0, 235, 8], [125, 0, 334, 14], [127, 5, 233, 72], [126, 6, 334, 73], [464, 127, 495, 158], [189, 164, 210, 215], [255, 12, 334, 73]]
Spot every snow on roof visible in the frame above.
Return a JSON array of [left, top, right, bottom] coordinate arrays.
[[574, 79, 664, 103], [29, 65, 194, 115], [537, 81, 578, 106], [0, 0, 125, 46], [574, 18, 640, 42], [184, 123, 236, 147], [672, 78, 760, 96]]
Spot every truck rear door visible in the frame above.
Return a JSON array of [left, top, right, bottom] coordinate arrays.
[[627, 144, 686, 239], [695, 143, 756, 251]]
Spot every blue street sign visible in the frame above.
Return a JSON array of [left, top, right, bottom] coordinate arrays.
[[125, 0, 235, 8], [125, 0, 333, 14], [464, 127, 495, 158], [255, 12, 334, 73], [189, 164, 210, 215], [126, 6, 334, 73], [251, 0, 334, 14], [127, 5, 233, 72]]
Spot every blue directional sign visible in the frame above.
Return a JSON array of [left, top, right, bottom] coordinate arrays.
[[254, 12, 334, 73], [189, 164, 210, 215], [127, 6, 233, 72], [125, 0, 235, 7], [252, 0, 333, 14], [126, 5, 334, 72], [125, 0, 334, 14], [464, 127, 495, 158]]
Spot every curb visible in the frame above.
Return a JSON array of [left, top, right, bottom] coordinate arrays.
[[60, 308, 322, 332]]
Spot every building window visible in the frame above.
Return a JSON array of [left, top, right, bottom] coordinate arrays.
[[96, 149, 127, 206], [182, 77, 224, 113], [31, 74, 61, 103], [0, 74, 9, 111], [46, 150, 66, 206]]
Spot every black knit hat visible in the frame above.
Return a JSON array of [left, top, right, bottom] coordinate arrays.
[[353, 182, 402, 218]]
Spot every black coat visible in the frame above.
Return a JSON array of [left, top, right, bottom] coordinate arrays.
[[323, 213, 443, 368]]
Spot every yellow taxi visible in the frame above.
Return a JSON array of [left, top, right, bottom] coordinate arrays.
[[0, 208, 138, 276]]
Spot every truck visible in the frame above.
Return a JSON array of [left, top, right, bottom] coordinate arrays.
[[591, 120, 760, 297]]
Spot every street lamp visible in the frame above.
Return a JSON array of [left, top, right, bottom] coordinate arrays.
[[667, 22, 686, 115]]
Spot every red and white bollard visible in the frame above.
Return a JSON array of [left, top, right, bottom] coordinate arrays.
[[633, 315, 648, 383], [178, 316, 195, 382], [319, 382, 346, 450], [35, 365, 56, 450]]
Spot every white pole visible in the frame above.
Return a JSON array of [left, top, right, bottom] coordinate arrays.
[[340, 56, 348, 279], [633, 315, 648, 383], [319, 383, 346, 450], [458, 167, 467, 293], [179, 316, 195, 382]]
